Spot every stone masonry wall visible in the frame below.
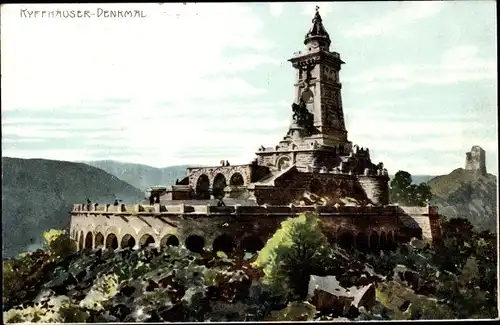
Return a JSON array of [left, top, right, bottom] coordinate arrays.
[[250, 171, 387, 206], [357, 175, 390, 206], [70, 204, 416, 252]]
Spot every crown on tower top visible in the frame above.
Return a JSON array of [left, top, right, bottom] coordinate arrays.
[[304, 6, 331, 48]]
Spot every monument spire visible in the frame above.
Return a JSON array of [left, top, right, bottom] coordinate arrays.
[[304, 6, 331, 49]]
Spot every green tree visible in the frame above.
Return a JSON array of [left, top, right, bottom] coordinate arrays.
[[253, 212, 330, 301], [390, 170, 432, 206], [43, 229, 77, 261]]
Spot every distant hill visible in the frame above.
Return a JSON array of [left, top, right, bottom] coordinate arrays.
[[1, 157, 143, 258], [427, 168, 497, 232], [82, 160, 191, 192]]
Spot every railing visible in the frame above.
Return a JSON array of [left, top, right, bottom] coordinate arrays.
[[72, 203, 431, 216]]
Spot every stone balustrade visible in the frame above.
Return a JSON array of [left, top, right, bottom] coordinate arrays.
[[72, 203, 435, 217]]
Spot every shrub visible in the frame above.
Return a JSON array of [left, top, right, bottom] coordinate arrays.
[[253, 213, 331, 301], [43, 229, 77, 260]]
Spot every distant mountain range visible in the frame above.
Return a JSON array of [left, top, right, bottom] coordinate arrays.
[[1, 157, 143, 258], [426, 168, 497, 232], [82, 160, 191, 192]]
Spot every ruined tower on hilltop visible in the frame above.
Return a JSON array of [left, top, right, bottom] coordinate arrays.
[[465, 145, 487, 175]]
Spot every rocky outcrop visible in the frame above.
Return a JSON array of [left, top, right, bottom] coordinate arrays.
[[428, 168, 497, 232], [307, 275, 376, 317]]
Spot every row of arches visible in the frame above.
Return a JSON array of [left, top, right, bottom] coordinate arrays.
[[72, 229, 399, 254], [73, 231, 264, 254], [335, 231, 398, 252], [195, 172, 245, 199], [75, 231, 181, 251]]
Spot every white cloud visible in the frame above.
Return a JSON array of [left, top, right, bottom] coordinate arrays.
[[345, 1, 444, 37], [1, 3, 286, 166], [1, 3, 497, 177], [1, 3, 277, 110], [344, 45, 496, 93], [268, 3, 284, 17]]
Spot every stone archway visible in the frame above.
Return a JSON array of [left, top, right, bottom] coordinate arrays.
[[338, 232, 355, 249], [195, 174, 210, 199], [240, 235, 264, 253], [121, 234, 136, 249], [84, 232, 93, 249], [78, 231, 84, 250], [160, 234, 179, 247], [139, 234, 155, 248], [369, 231, 379, 252], [229, 172, 245, 186], [213, 173, 227, 199], [355, 233, 369, 253], [387, 231, 397, 251], [185, 235, 205, 253], [213, 234, 236, 254], [105, 233, 119, 250], [380, 232, 388, 250], [95, 233, 104, 248], [276, 156, 291, 171]]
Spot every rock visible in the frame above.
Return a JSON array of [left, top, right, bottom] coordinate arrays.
[[311, 289, 354, 315], [308, 275, 376, 316], [351, 283, 376, 310], [393, 265, 420, 291]]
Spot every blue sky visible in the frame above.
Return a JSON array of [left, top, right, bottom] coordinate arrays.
[[1, 2, 497, 175]]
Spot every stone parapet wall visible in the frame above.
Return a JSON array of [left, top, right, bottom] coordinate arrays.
[[70, 205, 406, 252], [72, 203, 413, 217], [70, 203, 440, 253], [397, 206, 441, 241], [357, 176, 390, 206]]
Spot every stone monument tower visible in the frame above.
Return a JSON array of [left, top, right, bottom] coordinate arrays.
[[465, 145, 487, 175], [287, 6, 349, 147]]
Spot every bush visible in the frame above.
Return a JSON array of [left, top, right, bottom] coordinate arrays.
[[253, 213, 331, 301], [43, 229, 77, 260]]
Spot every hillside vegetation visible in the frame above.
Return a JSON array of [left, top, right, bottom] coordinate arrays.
[[1, 157, 143, 258], [83, 160, 190, 191], [2, 215, 497, 322]]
